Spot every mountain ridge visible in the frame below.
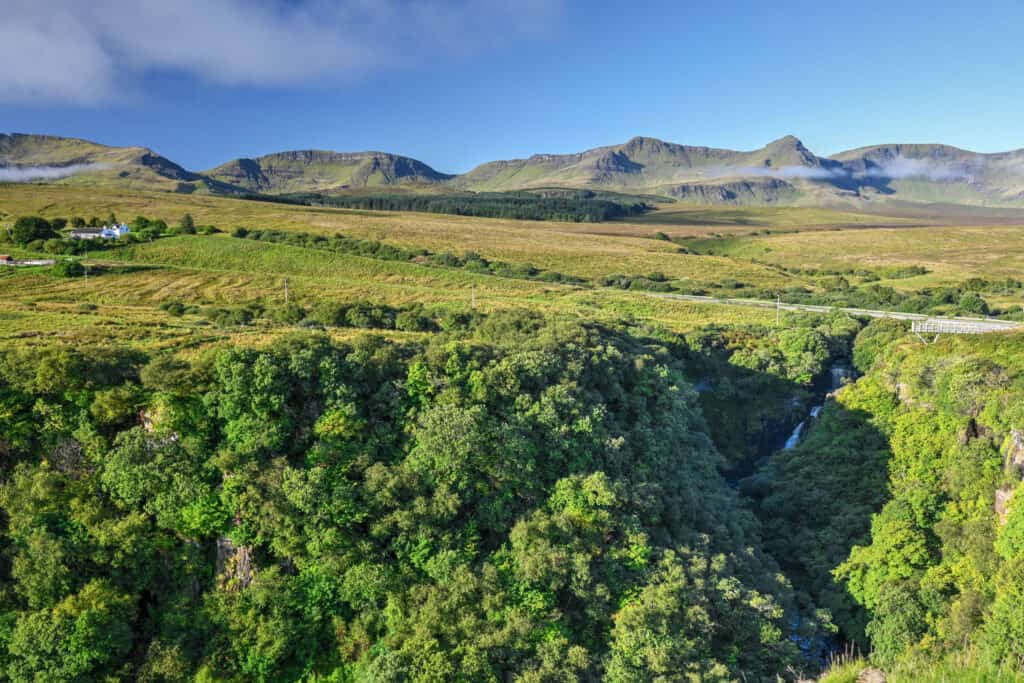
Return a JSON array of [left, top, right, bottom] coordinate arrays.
[[6, 132, 1024, 207], [203, 149, 453, 193]]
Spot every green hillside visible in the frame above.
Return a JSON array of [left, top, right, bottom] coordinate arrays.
[[0, 133, 214, 192], [204, 150, 453, 193], [450, 135, 824, 194], [9, 132, 1024, 209]]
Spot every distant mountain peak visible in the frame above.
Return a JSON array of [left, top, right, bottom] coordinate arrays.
[[752, 135, 820, 168], [203, 147, 452, 193], [766, 134, 804, 146], [9, 131, 1024, 209]]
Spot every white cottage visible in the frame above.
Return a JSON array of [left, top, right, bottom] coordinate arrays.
[[71, 223, 131, 240]]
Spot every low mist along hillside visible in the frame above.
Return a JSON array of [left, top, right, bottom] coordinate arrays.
[[8, 132, 1024, 208], [0, 133, 230, 194]]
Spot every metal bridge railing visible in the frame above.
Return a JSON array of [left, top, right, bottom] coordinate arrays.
[[911, 319, 996, 335]]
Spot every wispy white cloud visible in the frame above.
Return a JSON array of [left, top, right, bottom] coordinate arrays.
[[0, 163, 107, 182], [0, 0, 563, 105], [698, 155, 1007, 182], [857, 157, 973, 181]]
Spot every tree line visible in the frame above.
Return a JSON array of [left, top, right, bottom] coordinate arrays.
[[245, 191, 651, 223]]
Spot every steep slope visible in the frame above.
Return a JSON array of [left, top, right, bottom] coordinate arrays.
[[204, 150, 453, 193], [452, 135, 831, 197], [451, 136, 734, 191], [453, 135, 1024, 206], [0, 133, 216, 192], [831, 143, 1024, 205]]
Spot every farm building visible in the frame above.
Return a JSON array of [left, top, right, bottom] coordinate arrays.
[[70, 223, 131, 240], [0, 256, 56, 266]]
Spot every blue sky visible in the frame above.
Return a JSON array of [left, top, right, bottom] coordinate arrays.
[[4, 0, 1024, 173]]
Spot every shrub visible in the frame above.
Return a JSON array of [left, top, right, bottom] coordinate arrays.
[[160, 302, 186, 317], [53, 260, 85, 278], [274, 304, 307, 325], [12, 216, 55, 244], [44, 238, 66, 254], [395, 309, 436, 332], [958, 291, 990, 315]]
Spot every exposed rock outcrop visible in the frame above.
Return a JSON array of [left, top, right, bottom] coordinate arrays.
[[996, 485, 1015, 524], [216, 537, 254, 591], [857, 667, 887, 683], [1003, 429, 1024, 476]]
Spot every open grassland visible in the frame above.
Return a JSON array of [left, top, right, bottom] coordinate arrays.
[[7, 183, 1024, 351], [0, 184, 802, 288], [0, 294, 429, 355], [0, 183, 919, 237], [693, 225, 1024, 289], [1, 233, 779, 353], [622, 203, 917, 231]]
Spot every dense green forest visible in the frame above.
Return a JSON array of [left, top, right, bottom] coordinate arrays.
[[751, 322, 1024, 677], [0, 313, 822, 681], [2, 308, 1023, 680], [246, 191, 651, 223]]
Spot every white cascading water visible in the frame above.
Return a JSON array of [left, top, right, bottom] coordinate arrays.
[[831, 365, 851, 391], [784, 365, 851, 450], [783, 421, 806, 449]]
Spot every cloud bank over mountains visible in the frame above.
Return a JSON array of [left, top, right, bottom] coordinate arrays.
[[0, 0, 562, 104], [0, 163, 108, 182], [703, 156, 1013, 183]]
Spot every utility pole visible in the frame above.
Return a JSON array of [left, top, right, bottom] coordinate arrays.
[[284, 278, 289, 306], [776, 294, 781, 327], [471, 284, 476, 309]]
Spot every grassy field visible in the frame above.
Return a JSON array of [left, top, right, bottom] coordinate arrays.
[[6, 183, 1024, 351], [0, 184, 806, 288], [691, 225, 1024, 291], [623, 204, 917, 231], [1, 234, 779, 352]]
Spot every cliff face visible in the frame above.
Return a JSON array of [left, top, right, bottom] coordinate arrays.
[[203, 150, 453, 193], [667, 177, 799, 204]]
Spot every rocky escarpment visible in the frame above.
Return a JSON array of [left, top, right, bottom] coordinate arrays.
[[996, 429, 1024, 522], [667, 177, 798, 204], [204, 149, 453, 193]]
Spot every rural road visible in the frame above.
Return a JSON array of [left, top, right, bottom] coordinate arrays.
[[646, 293, 1023, 334]]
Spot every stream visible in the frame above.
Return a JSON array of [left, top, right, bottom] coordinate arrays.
[[780, 365, 852, 451], [727, 363, 854, 487], [752, 362, 855, 660]]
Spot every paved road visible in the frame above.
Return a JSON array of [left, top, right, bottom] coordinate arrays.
[[646, 293, 1023, 334]]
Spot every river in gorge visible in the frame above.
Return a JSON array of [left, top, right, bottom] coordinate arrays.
[[726, 363, 854, 488]]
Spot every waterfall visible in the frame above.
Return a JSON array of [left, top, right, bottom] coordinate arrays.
[[784, 405, 823, 450], [783, 421, 806, 450], [830, 365, 852, 392]]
